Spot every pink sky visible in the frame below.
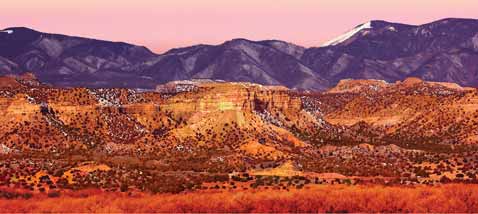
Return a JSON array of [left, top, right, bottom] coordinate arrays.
[[2, 0, 477, 53]]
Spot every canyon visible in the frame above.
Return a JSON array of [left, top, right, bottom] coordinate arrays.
[[1, 73, 478, 196]]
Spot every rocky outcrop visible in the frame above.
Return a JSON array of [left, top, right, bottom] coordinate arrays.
[[156, 81, 301, 114], [320, 77, 478, 144], [327, 77, 475, 94], [327, 79, 389, 93], [0, 75, 318, 157]]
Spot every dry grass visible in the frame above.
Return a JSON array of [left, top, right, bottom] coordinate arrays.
[[1, 184, 478, 213]]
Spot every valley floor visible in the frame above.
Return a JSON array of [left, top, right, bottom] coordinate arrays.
[[1, 184, 477, 213]]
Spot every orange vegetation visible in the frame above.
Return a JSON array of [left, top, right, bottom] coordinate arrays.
[[1, 184, 478, 213]]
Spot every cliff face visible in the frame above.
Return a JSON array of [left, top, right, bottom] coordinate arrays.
[[159, 81, 301, 114], [0, 76, 321, 161]]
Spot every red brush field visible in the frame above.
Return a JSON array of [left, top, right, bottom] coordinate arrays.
[[1, 184, 477, 213]]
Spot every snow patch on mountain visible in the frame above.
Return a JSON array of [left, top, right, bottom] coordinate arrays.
[[472, 33, 478, 51], [321, 22, 372, 47], [387, 26, 397, 32], [232, 43, 261, 62], [0, 30, 14, 34], [183, 55, 198, 73]]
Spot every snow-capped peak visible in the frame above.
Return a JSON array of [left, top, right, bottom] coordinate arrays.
[[0, 30, 14, 34], [387, 26, 397, 32], [321, 22, 372, 47]]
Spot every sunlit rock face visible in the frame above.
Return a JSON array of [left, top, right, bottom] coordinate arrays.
[[0, 75, 320, 158]]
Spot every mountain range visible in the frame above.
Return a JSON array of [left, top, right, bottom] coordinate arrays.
[[1, 18, 478, 90]]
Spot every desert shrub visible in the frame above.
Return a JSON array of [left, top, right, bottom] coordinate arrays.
[[1, 185, 478, 212], [47, 191, 60, 198]]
